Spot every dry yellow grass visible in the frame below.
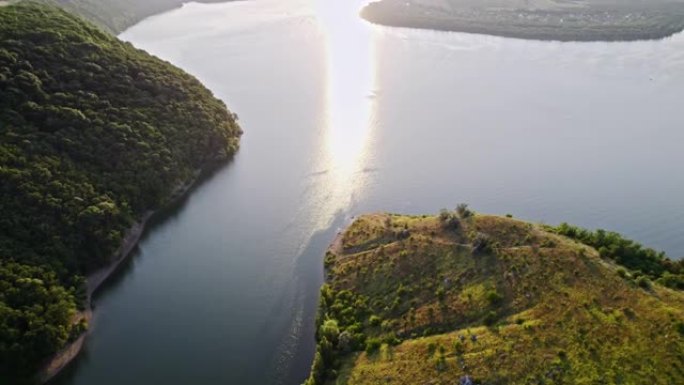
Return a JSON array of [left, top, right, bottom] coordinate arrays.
[[313, 212, 684, 385]]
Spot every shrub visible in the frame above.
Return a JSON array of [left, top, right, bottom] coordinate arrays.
[[472, 232, 492, 254], [435, 351, 447, 371], [453, 340, 465, 355], [435, 287, 446, 301], [337, 331, 352, 353], [540, 238, 556, 248], [439, 209, 460, 230], [439, 209, 451, 222], [396, 284, 408, 297], [427, 342, 437, 355], [304, 350, 325, 385], [622, 307, 636, 319], [456, 203, 474, 219], [483, 311, 497, 326], [383, 333, 401, 346], [446, 216, 460, 230], [657, 272, 684, 290], [675, 322, 684, 336], [486, 290, 503, 305], [397, 229, 410, 239], [616, 267, 628, 278], [369, 315, 382, 327], [365, 338, 381, 354], [324, 252, 336, 269], [321, 319, 340, 342], [636, 276, 651, 289]]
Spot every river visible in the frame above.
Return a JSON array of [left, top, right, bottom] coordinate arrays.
[[51, 0, 684, 384]]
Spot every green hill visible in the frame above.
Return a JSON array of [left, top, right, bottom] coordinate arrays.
[[306, 209, 684, 384], [0, 1, 240, 378]]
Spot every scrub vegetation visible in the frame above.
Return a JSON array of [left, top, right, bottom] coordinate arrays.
[[305, 208, 684, 384], [0, 2, 240, 379]]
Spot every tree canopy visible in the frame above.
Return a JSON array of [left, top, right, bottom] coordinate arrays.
[[553, 222, 684, 289], [0, 2, 241, 377]]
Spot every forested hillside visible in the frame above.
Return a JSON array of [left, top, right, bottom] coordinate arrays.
[[40, 0, 231, 34], [0, 2, 240, 378]]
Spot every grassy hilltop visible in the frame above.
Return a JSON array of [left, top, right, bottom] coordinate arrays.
[[306, 208, 684, 384], [0, 2, 240, 379]]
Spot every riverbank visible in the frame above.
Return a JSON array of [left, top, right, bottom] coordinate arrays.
[[36, 165, 219, 384], [361, 0, 684, 41]]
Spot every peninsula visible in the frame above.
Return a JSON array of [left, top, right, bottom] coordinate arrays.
[[305, 208, 684, 384]]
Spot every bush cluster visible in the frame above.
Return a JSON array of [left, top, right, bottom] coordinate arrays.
[[553, 223, 684, 289], [304, 285, 370, 385]]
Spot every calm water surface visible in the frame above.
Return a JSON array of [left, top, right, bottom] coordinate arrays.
[[53, 0, 684, 384]]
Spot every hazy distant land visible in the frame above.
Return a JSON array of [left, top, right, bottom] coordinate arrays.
[[361, 0, 684, 41], [40, 0, 233, 34]]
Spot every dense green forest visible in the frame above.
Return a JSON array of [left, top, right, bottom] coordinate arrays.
[[38, 0, 231, 34], [0, 1, 240, 378]]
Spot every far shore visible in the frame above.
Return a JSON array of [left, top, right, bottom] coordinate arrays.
[[361, 0, 684, 42], [37, 165, 212, 384]]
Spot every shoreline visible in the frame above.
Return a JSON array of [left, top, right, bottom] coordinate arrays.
[[360, 0, 684, 42], [36, 166, 211, 384]]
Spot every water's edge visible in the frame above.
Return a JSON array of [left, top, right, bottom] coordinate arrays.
[[37, 161, 230, 384]]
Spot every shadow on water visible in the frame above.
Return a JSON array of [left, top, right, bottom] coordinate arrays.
[[91, 159, 235, 301], [47, 158, 238, 385], [277, 211, 350, 385], [145, 159, 233, 229]]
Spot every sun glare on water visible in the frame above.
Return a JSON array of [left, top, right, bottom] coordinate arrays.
[[314, 0, 376, 208], [282, 0, 378, 237]]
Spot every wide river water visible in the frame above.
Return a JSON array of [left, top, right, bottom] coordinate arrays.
[[52, 0, 684, 384]]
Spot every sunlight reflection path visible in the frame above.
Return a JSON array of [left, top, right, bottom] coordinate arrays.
[[274, 4, 378, 378], [311, 0, 377, 226]]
